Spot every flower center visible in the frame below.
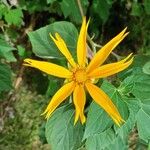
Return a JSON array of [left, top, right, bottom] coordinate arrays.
[[73, 69, 87, 83]]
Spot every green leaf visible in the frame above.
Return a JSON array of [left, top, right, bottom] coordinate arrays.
[[118, 55, 150, 79], [137, 101, 150, 143], [83, 81, 133, 148], [131, 2, 143, 17], [85, 128, 115, 150], [132, 74, 150, 100], [133, 55, 150, 69], [83, 102, 113, 140], [17, 45, 26, 58], [86, 129, 128, 150], [60, 0, 89, 24], [26, 0, 50, 13], [118, 66, 150, 143], [83, 80, 128, 140], [0, 37, 16, 62], [143, 61, 150, 75], [47, 0, 57, 4], [118, 75, 135, 96], [119, 68, 150, 143], [115, 99, 140, 139], [28, 21, 78, 59], [101, 81, 129, 120], [130, 55, 150, 76], [45, 105, 84, 150], [45, 78, 62, 98], [106, 136, 128, 150], [0, 63, 12, 93], [4, 8, 23, 26], [0, 4, 7, 19], [143, 0, 150, 15], [91, 0, 113, 23], [125, 74, 150, 143]]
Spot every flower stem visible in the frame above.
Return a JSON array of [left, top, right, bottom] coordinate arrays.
[[76, 0, 122, 61], [77, 0, 84, 18], [111, 52, 123, 61]]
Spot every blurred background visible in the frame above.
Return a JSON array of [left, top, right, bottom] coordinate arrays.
[[0, 0, 150, 149]]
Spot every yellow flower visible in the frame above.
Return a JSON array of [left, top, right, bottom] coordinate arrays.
[[24, 18, 133, 126]]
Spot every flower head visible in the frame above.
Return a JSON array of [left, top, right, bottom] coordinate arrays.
[[24, 17, 133, 126]]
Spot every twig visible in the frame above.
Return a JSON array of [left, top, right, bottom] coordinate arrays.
[[111, 52, 122, 61], [14, 66, 25, 89]]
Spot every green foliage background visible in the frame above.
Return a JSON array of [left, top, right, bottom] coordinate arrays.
[[0, 0, 150, 150]]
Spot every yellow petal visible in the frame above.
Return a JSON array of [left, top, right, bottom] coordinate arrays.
[[50, 33, 76, 67], [88, 54, 133, 78], [73, 84, 86, 125], [85, 82, 124, 126], [77, 17, 89, 67], [24, 58, 72, 78], [87, 28, 128, 73], [42, 81, 75, 118]]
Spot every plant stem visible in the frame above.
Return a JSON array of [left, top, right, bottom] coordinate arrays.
[[76, 0, 122, 61], [111, 52, 122, 61], [76, 0, 101, 54], [77, 0, 84, 18], [76, 0, 95, 59]]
